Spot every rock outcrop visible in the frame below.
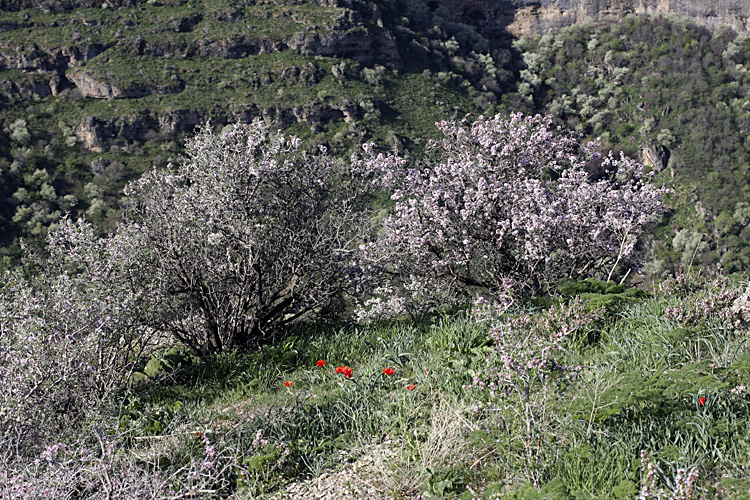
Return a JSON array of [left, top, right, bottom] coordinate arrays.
[[433, 0, 750, 40], [72, 100, 363, 153], [66, 69, 185, 98], [67, 71, 136, 99], [639, 144, 672, 173], [0, 70, 58, 100]]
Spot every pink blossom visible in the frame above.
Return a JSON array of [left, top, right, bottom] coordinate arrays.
[[355, 113, 669, 316]]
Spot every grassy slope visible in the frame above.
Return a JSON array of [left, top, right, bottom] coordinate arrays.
[[119, 279, 750, 499]]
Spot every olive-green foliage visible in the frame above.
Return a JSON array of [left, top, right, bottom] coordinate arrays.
[[557, 278, 650, 313], [507, 16, 750, 275]]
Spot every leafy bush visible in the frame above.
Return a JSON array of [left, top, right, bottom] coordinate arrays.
[[557, 278, 650, 313]]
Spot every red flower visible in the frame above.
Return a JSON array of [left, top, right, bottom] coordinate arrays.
[[343, 366, 353, 378], [195, 432, 201, 438], [317, 360, 326, 367], [406, 384, 416, 391], [335, 366, 343, 373], [699, 396, 706, 407], [284, 380, 293, 387], [383, 367, 395, 376]]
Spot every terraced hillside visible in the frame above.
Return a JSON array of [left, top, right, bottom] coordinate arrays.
[[3, 0, 750, 280], [0, 0, 514, 261]]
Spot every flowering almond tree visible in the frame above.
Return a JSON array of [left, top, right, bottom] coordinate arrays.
[[357, 113, 669, 312], [122, 121, 374, 356], [0, 218, 154, 459]]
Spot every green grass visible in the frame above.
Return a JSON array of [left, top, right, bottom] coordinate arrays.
[[0, 2, 344, 46], [100, 281, 749, 498], [112, 317, 492, 496]]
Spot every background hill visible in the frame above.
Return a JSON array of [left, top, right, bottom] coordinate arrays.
[[2, 0, 750, 278]]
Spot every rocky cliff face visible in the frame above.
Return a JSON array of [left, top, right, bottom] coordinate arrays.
[[0, 0, 403, 153], [434, 0, 750, 41], [522, 0, 749, 34]]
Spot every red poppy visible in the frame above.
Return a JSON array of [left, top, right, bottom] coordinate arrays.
[[284, 380, 293, 387], [335, 366, 343, 373], [317, 360, 326, 367], [699, 396, 706, 407], [195, 432, 201, 438], [343, 366, 353, 378], [406, 384, 416, 391], [382, 368, 395, 376]]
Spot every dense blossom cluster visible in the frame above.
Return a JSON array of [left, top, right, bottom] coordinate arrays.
[[356, 113, 669, 313]]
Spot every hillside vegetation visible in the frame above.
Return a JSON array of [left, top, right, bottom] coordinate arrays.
[[0, 0, 511, 262], [4, 5, 750, 280], [509, 17, 750, 277], [3, 112, 750, 499], [4, 0, 750, 276]]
